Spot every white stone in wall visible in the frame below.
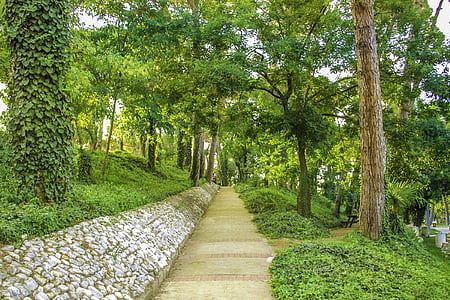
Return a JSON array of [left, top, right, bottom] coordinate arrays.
[[0, 183, 218, 300]]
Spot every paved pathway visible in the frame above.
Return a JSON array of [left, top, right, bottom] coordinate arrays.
[[154, 187, 275, 300]]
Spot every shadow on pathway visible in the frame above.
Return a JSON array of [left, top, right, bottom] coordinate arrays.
[[154, 187, 275, 300]]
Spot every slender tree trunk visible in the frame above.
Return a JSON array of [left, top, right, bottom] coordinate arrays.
[[334, 184, 343, 218], [220, 158, 229, 186], [147, 121, 157, 172], [206, 134, 219, 183], [177, 130, 186, 169], [199, 145, 205, 179], [443, 195, 449, 226], [184, 138, 192, 170], [297, 141, 312, 217], [190, 131, 204, 186], [101, 98, 118, 178], [88, 127, 96, 151], [96, 119, 104, 151], [351, 0, 386, 240]]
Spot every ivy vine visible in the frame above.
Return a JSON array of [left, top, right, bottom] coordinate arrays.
[[5, 0, 74, 203]]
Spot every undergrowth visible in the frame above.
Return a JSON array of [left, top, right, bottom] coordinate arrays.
[[271, 233, 450, 299], [0, 149, 190, 245], [237, 185, 331, 240], [235, 183, 449, 299]]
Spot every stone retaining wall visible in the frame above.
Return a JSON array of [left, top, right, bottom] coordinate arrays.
[[0, 183, 219, 300]]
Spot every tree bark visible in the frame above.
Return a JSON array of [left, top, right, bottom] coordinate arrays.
[[297, 142, 312, 217], [334, 183, 343, 218], [351, 0, 386, 240], [96, 119, 104, 151], [147, 121, 157, 172], [184, 138, 192, 170], [101, 97, 118, 178], [190, 131, 204, 186], [206, 134, 219, 183], [177, 130, 186, 169], [443, 195, 449, 226]]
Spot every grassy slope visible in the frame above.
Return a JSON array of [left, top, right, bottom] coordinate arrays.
[[235, 184, 450, 300], [0, 150, 191, 245]]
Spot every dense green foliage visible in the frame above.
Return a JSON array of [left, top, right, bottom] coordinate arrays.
[[271, 234, 450, 299], [0, 149, 190, 244], [253, 211, 330, 240], [5, 0, 74, 202]]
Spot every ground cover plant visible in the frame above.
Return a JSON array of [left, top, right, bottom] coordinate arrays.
[[270, 233, 450, 299], [237, 184, 449, 299], [236, 185, 331, 240], [0, 150, 191, 245]]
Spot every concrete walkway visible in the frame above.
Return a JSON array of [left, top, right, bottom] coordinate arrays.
[[154, 187, 275, 300]]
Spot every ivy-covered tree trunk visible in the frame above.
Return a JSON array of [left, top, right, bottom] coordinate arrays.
[[6, 0, 74, 203], [351, 0, 386, 240]]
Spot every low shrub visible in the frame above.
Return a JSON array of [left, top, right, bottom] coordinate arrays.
[[271, 236, 450, 300], [253, 211, 330, 240], [233, 183, 257, 194], [240, 187, 296, 214]]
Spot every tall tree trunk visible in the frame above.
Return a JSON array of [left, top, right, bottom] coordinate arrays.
[[101, 98, 118, 178], [220, 158, 229, 186], [351, 0, 387, 240], [334, 184, 343, 218], [88, 127, 97, 151], [96, 119, 104, 151], [190, 131, 204, 186], [184, 138, 192, 170], [206, 134, 219, 183], [199, 145, 205, 179], [297, 141, 312, 217], [177, 130, 186, 169], [147, 121, 157, 172], [6, 0, 73, 203], [443, 194, 449, 226]]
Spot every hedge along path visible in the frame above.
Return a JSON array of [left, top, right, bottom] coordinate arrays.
[[154, 187, 276, 300]]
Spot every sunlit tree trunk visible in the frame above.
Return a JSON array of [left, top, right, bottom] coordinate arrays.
[[351, 0, 386, 240]]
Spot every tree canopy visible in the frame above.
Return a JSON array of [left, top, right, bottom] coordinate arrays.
[[0, 0, 448, 239]]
